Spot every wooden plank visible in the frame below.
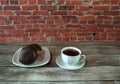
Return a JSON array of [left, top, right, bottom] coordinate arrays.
[[0, 54, 120, 67], [0, 42, 120, 46], [0, 81, 119, 84], [0, 66, 120, 81]]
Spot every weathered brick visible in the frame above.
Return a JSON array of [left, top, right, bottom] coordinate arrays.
[[94, 6, 110, 10], [38, 0, 46, 4], [4, 6, 20, 10], [80, 16, 95, 20], [66, 24, 81, 28], [29, 0, 36, 4], [110, 0, 119, 4], [59, 6, 74, 10], [22, 6, 38, 10], [104, 11, 120, 15], [66, 1, 82, 5], [10, 0, 18, 5], [76, 6, 90, 11], [40, 6, 57, 11], [33, 11, 49, 15], [51, 11, 67, 15]]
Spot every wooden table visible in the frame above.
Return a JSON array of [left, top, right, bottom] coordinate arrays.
[[0, 42, 120, 84]]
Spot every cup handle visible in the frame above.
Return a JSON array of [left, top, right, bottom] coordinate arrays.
[[80, 55, 86, 62]]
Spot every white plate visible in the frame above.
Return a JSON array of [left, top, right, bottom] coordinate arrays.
[[12, 47, 50, 67], [56, 55, 85, 70]]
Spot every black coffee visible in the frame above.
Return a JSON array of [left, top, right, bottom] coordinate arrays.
[[63, 49, 79, 56]]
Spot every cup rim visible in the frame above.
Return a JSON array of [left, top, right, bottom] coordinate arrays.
[[61, 46, 81, 56]]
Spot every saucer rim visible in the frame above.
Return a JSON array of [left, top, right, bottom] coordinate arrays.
[[56, 55, 85, 70], [12, 47, 50, 68]]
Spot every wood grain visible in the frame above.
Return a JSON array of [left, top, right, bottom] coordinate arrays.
[[0, 66, 120, 81], [0, 42, 120, 83]]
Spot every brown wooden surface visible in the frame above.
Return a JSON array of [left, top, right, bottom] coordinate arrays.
[[0, 42, 120, 84]]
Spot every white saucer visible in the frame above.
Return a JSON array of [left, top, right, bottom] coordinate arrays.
[[12, 47, 50, 68], [56, 55, 85, 70]]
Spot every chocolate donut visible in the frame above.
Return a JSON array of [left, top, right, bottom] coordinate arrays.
[[19, 44, 42, 65]]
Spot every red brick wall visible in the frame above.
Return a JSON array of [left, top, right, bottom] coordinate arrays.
[[0, 0, 120, 42]]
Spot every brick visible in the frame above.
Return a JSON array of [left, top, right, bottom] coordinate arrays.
[[40, 6, 57, 11], [76, 6, 90, 11], [62, 16, 78, 20], [10, 0, 18, 5], [33, 23, 47, 29], [113, 21, 120, 24], [38, 0, 46, 4], [29, 0, 36, 4], [16, 11, 31, 15], [99, 24, 113, 28], [88, 20, 95, 24], [33, 11, 49, 15], [56, 0, 64, 5], [1, 0, 9, 5], [80, 20, 87, 24], [104, 20, 112, 24], [0, 26, 14, 29], [51, 11, 67, 15], [77, 33, 90, 36], [96, 19, 103, 24], [7, 37, 14, 42], [0, 16, 7, 20], [85, 36, 92, 41], [29, 32, 43, 37], [102, 0, 110, 4], [104, 11, 120, 15], [94, 6, 110, 10], [111, 6, 119, 10], [30, 20, 37, 24], [22, 6, 38, 10], [12, 33, 27, 37], [87, 10, 103, 15], [107, 36, 115, 41], [4, 6, 20, 10], [69, 11, 83, 15], [71, 19, 79, 24], [25, 29, 40, 32], [110, 0, 119, 4], [59, 6, 74, 10], [9, 16, 24, 20], [66, 0, 82, 5], [39, 37, 46, 41], [0, 6, 2, 10], [93, 0, 101, 5], [27, 16, 42, 19], [114, 16, 120, 20], [97, 16, 112, 20], [0, 20, 4, 25], [4, 20, 12, 25], [66, 24, 81, 28], [0, 38, 6, 42], [47, 0, 54, 5], [0, 34, 11, 37], [83, 24, 97, 29], [78, 36, 84, 40], [13, 20, 21, 24], [55, 19, 62, 24], [19, 0, 27, 4], [0, 11, 14, 15], [55, 37, 62, 41], [80, 16, 94, 20]]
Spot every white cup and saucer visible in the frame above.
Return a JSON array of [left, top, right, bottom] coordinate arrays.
[[56, 47, 86, 70]]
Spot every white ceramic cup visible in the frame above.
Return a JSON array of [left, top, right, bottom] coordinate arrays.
[[61, 47, 85, 66]]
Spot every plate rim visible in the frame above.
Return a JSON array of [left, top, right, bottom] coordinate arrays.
[[12, 47, 50, 68], [56, 55, 85, 70]]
